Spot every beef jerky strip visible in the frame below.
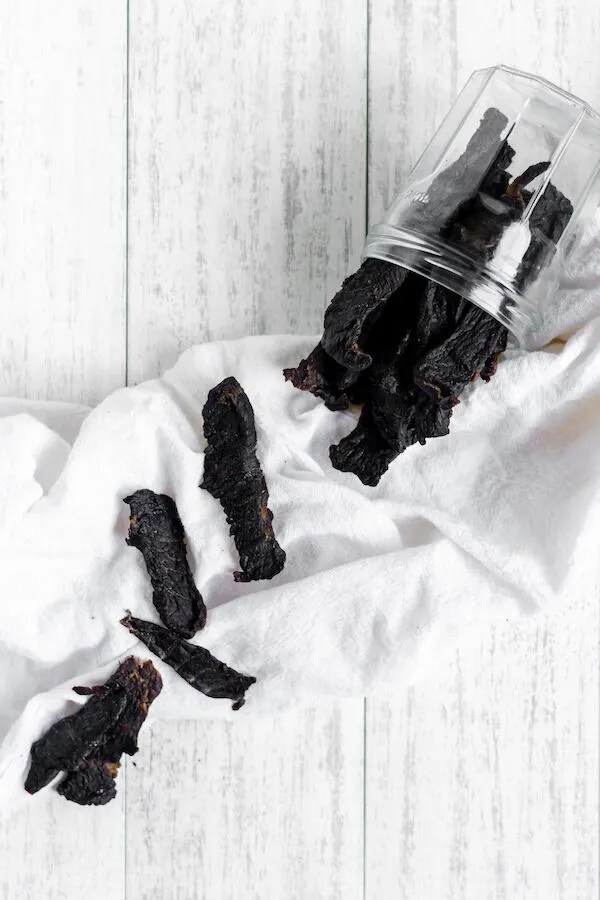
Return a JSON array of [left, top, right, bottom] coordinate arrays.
[[25, 689, 128, 795], [442, 161, 551, 259], [121, 614, 256, 711], [201, 376, 285, 582], [321, 257, 411, 371], [514, 182, 573, 289], [283, 342, 365, 411], [283, 271, 425, 409], [411, 107, 510, 229], [125, 489, 207, 637], [330, 279, 459, 485], [413, 162, 555, 403], [25, 657, 162, 804], [414, 302, 508, 404], [57, 657, 162, 806]]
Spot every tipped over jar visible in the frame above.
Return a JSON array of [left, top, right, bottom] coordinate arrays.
[[364, 65, 600, 347]]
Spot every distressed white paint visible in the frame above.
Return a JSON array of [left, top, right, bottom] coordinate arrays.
[[367, 3, 600, 897], [1, 0, 599, 898], [127, 0, 366, 384], [0, 1, 126, 406], [125, 707, 364, 900], [364, 594, 599, 900]]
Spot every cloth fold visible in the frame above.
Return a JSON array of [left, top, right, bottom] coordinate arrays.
[[1, 289, 600, 808]]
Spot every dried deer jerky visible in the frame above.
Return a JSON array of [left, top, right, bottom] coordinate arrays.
[[25, 690, 127, 795], [125, 489, 207, 638], [413, 107, 510, 228], [330, 279, 458, 485], [121, 613, 256, 711], [321, 258, 411, 370], [201, 376, 285, 582], [25, 657, 162, 805], [283, 342, 364, 411], [286, 107, 573, 486]]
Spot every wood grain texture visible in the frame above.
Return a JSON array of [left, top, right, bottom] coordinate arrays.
[[125, 5, 367, 899], [367, 2, 600, 898], [0, 4, 127, 898], [125, 706, 365, 900], [0, 1, 598, 898], [0, 1, 127, 406], [127, 0, 366, 384], [0, 791, 125, 900], [367, 0, 458, 224], [364, 595, 599, 900], [454, 0, 600, 106]]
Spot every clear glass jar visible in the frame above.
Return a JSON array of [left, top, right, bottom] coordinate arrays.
[[364, 65, 600, 347]]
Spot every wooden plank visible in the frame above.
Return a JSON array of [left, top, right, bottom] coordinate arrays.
[[454, 0, 600, 106], [127, 0, 366, 383], [367, 3, 600, 898], [0, 0, 127, 406], [364, 596, 599, 900], [0, 791, 126, 900], [0, 2, 126, 897], [126, 2, 367, 896], [367, 0, 459, 224], [126, 706, 365, 900]]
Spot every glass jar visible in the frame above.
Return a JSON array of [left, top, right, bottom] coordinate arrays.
[[364, 65, 600, 347]]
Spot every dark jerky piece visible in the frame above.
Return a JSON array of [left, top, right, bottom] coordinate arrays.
[[481, 328, 509, 382], [321, 258, 411, 370], [121, 614, 256, 711], [125, 489, 206, 638], [413, 108, 510, 228], [330, 278, 460, 484], [287, 109, 571, 486], [443, 160, 551, 260], [201, 376, 285, 582], [330, 393, 452, 487], [514, 182, 573, 290], [283, 342, 364, 411], [414, 303, 508, 403], [57, 758, 119, 807], [25, 690, 127, 795], [25, 657, 162, 804]]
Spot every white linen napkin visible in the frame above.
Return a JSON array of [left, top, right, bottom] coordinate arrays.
[[1, 249, 599, 809]]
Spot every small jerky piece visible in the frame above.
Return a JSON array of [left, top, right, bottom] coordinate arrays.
[[329, 276, 460, 485], [81, 655, 163, 759], [329, 406, 399, 487], [443, 159, 550, 261], [515, 182, 573, 289], [412, 279, 461, 351], [414, 303, 508, 404], [480, 139, 516, 198], [55, 657, 163, 805], [481, 328, 509, 382], [283, 342, 364, 411], [125, 489, 206, 637], [121, 614, 256, 711], [201, 377, 286, 582], [414, 108, 510, 226], [56, 758, 119, 807], [25, 657, 162, 802], [25, 691, 128, 795], [502, 160, 551, 208], [330, 384, 453, 486], [321, 258, 410, 370]]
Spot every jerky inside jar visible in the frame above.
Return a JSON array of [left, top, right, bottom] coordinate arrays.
[[286, 66, 600, 485]]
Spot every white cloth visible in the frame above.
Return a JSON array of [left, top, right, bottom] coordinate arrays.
[[2, 243, 600, 809]]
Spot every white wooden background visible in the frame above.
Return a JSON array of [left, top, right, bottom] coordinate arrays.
[[0, 2, 598, 897]]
